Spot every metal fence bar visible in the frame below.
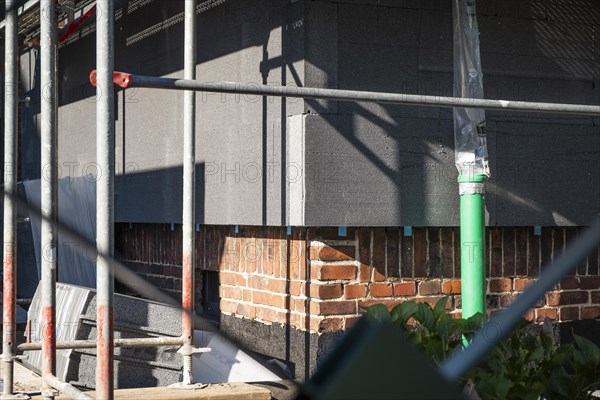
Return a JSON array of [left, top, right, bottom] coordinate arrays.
[[181, 0, 198, 386], [40, 0, 59, 399], [95, 0, 115, 398], [2, 0, 19, 396], [19, 336, 185, 351], [107, 73, 600, 117], [439, 218, 600, 382]]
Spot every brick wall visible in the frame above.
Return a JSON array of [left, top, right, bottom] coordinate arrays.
[[115, 223, 600, 335]]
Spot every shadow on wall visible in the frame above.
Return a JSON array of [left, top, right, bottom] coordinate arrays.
[[301, 0, 599, 227]]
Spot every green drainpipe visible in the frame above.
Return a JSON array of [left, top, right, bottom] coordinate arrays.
[[459, 174, 487, 319]]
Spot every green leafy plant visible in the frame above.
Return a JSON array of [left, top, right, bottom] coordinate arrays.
[[365, 298, 600, 399]]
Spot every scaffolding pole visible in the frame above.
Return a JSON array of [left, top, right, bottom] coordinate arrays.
[[2, 0, 19, 397], [19, 336, 185, 351], [181, 0, 198, 386], [95, 0, 115, 398], [40, 0, 59, 398], [103, 72, 600, 117]]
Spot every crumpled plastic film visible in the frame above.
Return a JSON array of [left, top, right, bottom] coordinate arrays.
[[453, 0, 490, 178]]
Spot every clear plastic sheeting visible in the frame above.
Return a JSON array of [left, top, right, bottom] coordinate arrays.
[[453, 0, 490, 178], [23, 177, 97, 288]]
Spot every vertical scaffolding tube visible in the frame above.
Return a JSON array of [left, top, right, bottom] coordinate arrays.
[[40, 0, 59, 398], [181, 0, 197, 385], [2, 0, 18, 396], [96, 0, 115, 398]]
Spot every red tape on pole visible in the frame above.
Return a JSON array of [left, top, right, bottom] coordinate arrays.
[[89, 70, 131, 88]]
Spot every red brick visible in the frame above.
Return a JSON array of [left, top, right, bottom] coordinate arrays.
[[298, 229, 308, 280], [344, 284, 367, 299], [319, 317, 344, 332], [311, 284, 343, 300], [500, 293, 517, 308], [344, 316, 361, 329], [370, 283, 393, 298], [292, 297, 306, 313], [371, 267, 386, 282], [249, 275, 267, 290], [289, 281, 302, 296], [523, 309, 535, 321], [581, 306, 600, 320], [593, 291, 600, 304], [220, 271, 246, 287], [220, 299, 237, 314], [311, 264, 356, 281], [288, 313, 305, 330], [221, 285, 240, 300], [255, 306, 283, 324], [419, 280, 441, 295], [559, 306, 579, 321], [535, 308, 557, 322], [359, 265, 371, 283], [237, 303, 257, 319], [290, 230, 303, 280], [579, 276, 600, 290], [394, 282, 417, 296], [489, 278, 512, 293], [442, 280, 461, 294], [546, 291, 589, 306], [267, 279, 287, 293], [358, 299, 402, 311], [415, 296, 452, 310], [310, 300, 357, 316], [316, 246, 355, 262], [514, 278, 535, 292], [254, 292, 285, 309], [357, 228, 371, 269]]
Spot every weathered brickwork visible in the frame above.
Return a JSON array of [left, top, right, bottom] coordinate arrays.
[[115, 224, 600, 334]]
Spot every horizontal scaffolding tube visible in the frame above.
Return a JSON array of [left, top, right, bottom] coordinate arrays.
[[45, 374, 92, 400], [18, 336, 185, 351], [96, 71, 600, 117]]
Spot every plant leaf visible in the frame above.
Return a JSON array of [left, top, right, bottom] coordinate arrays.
[[365, 304, 391, 322], [433, 296, 448, 318], [573, 334, 600, 365], [415, 302, 435, 330], [391, 300, 418, 324]]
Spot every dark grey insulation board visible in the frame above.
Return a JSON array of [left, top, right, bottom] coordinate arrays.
[[14, 0, 599, 227]]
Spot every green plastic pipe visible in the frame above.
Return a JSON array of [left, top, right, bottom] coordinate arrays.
[[459, 174, 487, 319]]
